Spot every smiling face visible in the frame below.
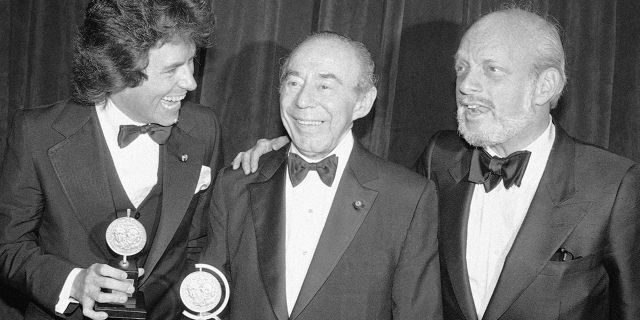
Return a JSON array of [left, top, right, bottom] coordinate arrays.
[[280, 37, 376, 160], [109, 39, 197, 126], [454, 13, 549, 151]]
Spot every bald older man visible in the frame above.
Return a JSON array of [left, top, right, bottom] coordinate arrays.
[[204, 32, 441, 320], [416, 7, 640, 320]]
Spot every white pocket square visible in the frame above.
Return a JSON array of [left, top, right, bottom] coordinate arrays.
[[195, 165, 211, 193]]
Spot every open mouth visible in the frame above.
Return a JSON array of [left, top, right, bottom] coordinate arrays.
[[458, 99, 492, 115], [162, 94, 186, 102], [295, 118, 324, 126], [161, 94, 186, 110]]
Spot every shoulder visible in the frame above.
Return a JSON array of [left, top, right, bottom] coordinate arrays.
[[417, 130, 472, 173], [572, 138, 637, 183], [429, 130, 471, 156], [178, 101, 220, 129], [217, 147, 288, 187], [354, 145, 432, 194], [17, 100, 83, 123], [10, 100, 91, 138], [176, 101, 222, 148]]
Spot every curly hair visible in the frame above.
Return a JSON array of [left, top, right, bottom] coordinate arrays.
[[72, 0, 215, 105]]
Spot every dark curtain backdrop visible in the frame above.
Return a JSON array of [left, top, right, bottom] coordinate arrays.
[[1, 0, 639, 316]]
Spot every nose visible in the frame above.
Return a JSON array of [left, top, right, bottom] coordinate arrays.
[[457, 68, 481, 95], [178, 65, 197, 91], [295, 83, 315, 109]]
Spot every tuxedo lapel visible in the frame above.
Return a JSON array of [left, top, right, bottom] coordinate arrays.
[[438, 148, 478, 320], [249, 147, 289, 320], [142, 120, 204, 283], [49, 103, 113, 258], [289, 143, 378, 320], [482, 127, 592, 320]]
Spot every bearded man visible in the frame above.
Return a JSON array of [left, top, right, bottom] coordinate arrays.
[[414, 7, 640, 320]]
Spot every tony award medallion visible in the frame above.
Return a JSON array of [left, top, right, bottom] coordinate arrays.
[[180, 264, 230, 320], [96, 209, 147, 319]]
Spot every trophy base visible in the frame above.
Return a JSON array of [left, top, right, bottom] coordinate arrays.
[[95, 291, 147, 319]]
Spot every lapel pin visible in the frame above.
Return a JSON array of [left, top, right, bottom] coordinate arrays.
[[353, 200, 365, 210], [181, 154, 189, 162]]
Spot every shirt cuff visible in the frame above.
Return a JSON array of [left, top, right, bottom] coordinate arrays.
[[55, 268, 82, 314]]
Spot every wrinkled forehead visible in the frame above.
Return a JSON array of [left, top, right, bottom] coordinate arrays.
[[286, 38, 363, 82]]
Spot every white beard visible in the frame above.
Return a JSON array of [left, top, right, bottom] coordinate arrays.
[[457, 102, 537, 148]]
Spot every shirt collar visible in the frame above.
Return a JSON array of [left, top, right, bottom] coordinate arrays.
[[485, 117, 555, 186], [289, 131, 354, 164], [485, 117, 554, 158], [96, 98, 145, 128]]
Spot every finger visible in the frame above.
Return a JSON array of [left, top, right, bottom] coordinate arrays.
[[231, 152, 243, 170], [249, 149, 261, 174], [91, 289, 130, 306], [241, 151, 252, 175], [81, 298, 108, 320], [249, 139, 272, 173], [99, 277, 134, 295], [273, 136, 289, 150], [95, 263, 128, 280]]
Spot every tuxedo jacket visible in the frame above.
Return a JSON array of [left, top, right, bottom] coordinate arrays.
[[0, 100, 223, 319], [202, 142, 442, 320], [415, 127, 640, 320]]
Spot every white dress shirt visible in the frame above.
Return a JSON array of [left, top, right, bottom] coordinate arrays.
[[466, 119, 555, 318], [55, 99, 160, 313], [95, 99, 160, 207], [284, 131, 353, 315]]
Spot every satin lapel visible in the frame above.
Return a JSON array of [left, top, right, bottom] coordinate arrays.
[[438, 148, 478, 320], [141, 125, 204, 283], [482, 127, 592, 320], [249, 147, 289, 320], [49, 103, 114, 258], [289, 143, 378, 320]]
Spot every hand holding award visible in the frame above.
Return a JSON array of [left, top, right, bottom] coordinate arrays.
[[95, 209, 147, 319]]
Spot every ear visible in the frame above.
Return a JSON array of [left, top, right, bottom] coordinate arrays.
[[352, 86, 377, 120], [534, 67, 561, 106]]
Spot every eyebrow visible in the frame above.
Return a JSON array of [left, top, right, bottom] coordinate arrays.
[[319, 72, 342, 85], [283, 70, 300, 79], [282, 70, 344, 85], [164, 54, 196, 71]]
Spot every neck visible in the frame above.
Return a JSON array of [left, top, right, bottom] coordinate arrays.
[[490, 116, 550, 156]]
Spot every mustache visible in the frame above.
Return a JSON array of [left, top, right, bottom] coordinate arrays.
[[456, 96, 495, 109]]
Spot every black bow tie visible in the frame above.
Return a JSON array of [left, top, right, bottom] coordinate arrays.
[[117, 124, 172, 148], [468, 149, 531, 192], [287, 153, 338, 187]]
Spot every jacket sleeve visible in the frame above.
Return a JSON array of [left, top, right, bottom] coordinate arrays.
[[392, 180, 443, 319], [606, 163, 640, 319], [0, 110, 76, 312]]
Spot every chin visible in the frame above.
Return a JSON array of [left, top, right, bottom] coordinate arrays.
[[457, 117, 502, 147]]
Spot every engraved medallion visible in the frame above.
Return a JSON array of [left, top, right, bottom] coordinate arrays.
[[181, 264, 230, 320], [105, 216, 147, 257]]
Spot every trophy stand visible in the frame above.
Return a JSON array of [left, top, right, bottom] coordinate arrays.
[[96, 209, 147, 319], [180, 264, 230, 320]]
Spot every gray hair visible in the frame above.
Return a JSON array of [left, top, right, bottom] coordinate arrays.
[[489, 6, 567, 108]]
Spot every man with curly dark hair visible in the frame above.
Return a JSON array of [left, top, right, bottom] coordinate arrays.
[[0, 1, 222, 319]]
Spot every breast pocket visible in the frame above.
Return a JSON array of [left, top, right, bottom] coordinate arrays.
[[539, 253, 601, 276]]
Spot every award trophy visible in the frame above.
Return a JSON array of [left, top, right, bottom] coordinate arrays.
[[180, 264, 230, 320], [95, 209, 147, 319]]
